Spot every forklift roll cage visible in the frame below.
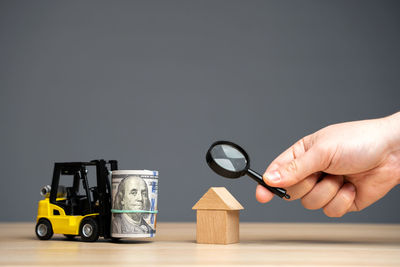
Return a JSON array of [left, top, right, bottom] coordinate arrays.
[[49, 159, 118, 239]]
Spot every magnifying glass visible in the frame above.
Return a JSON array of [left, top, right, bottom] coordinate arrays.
[[206, 141, 290, 199]]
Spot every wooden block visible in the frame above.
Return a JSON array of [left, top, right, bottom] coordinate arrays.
[[225, 210, 239, 244], [192, 187, 244, 211], [196, 210, 239, 244], [193, 187, 243, 244]]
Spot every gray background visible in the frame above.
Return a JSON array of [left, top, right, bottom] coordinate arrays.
[[1, 0, 399, 223]]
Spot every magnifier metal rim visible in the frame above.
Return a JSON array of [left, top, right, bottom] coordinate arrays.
[[206, 140, 250, 179]]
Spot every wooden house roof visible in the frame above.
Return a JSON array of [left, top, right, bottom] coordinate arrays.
[[192, 187, 244, 210]]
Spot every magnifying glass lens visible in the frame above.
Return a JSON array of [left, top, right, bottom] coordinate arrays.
[[210, 144, 247, 172], [207, 141, 290, 199]]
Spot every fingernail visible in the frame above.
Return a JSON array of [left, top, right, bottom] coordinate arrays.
[[265, 171, 281, 183]]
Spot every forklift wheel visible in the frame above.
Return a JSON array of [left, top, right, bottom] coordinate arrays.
[[35, 219, 53, 240], [79, 217, 99, 242]]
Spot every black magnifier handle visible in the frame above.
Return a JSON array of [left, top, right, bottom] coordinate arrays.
[[247, 169, 290, 199]]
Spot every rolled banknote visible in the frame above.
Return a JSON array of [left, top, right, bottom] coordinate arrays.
[[111, 170, 158, 238]]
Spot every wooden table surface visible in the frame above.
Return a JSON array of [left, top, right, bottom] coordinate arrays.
[[0, 222, 399, 266]]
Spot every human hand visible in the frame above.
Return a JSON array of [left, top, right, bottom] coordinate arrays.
[[256, 112, 400, 217]]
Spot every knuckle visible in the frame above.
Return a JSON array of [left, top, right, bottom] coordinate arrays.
[[286, 159, 298, 174], [324, 176, 344, 193], [292, 138, 307, 158], [298, 137, 308, 151], [342, 192, 353, 203], [323, 207, 345, 218], [305, 174, 320, 188], [301, 198, 319, 210]]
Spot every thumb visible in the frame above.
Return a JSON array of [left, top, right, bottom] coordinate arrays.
[[263, 146, 325, 188]]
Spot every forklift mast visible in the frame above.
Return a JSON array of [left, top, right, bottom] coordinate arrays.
[[49, 159, 118, 239], [92, 159, 118, 239]]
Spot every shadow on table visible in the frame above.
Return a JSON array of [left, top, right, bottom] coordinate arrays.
[[240, 238, 400, 245], [19, 235, 400, 245], [19, 235, 152, 244]]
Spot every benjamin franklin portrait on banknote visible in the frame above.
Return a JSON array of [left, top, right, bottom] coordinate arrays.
[[112, 176, 155, 235]]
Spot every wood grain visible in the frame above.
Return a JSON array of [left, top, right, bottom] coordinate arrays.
[[196, 210, 239, 244], [0, 222, 399, 266]]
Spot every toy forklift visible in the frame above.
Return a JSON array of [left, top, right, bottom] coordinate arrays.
[[35, 159, 118, 242]]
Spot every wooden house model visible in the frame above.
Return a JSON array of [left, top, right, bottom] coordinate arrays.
[[192, 187, 244, 244]]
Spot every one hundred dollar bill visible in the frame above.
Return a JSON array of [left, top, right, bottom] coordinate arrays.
[[111, 170, 158, 238]]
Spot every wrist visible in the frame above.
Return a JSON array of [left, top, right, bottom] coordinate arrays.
[[385, 112, 400, 152], [383, 112, 400, 184]]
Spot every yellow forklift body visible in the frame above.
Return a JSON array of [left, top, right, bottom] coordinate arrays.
[[37, 198, 99, 235]]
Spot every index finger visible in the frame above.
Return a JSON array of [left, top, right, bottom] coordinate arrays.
[[265, 136, 312, 175]]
